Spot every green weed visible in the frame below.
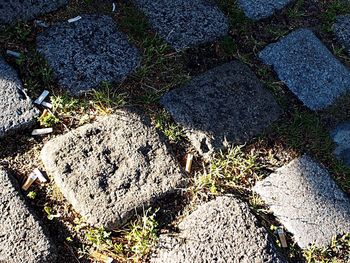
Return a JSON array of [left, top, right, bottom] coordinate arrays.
[[153, 110, 185, 143]]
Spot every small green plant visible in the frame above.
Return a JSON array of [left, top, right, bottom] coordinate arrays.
[[85, 227, 113, 250], [44, 206, 60, 220], [154, 110, 185, 142], [27, 191, 37, 199], [38, 111, 60, 127]]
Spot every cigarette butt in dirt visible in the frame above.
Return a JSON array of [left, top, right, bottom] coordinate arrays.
[[34, 20, 48, 28], [22, 173, 38, 191], [112, 3, 116, 12], [68, 16, 82, 23], [34, 90, 49, 105], [31, 128, 53, 136], [6, 50, 21, 58], [41, 101, 53, 108], [33, 168, 47, 183], [40, 109, 49, 118], [91, 251, 114, 263], [185, 154, 194, 173], [277, 228, 288, 248]]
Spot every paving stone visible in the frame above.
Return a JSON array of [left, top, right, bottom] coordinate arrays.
[[36, 15, 140, 95], [150, 196, 285, 263], [238, 0, 294, 20], [0, 168, 57, 263], [333, 15, 350, 55], [41, 110, 186, 229], [0, 0, 68, 25], [331, 122, 350, 166], [161, 61, 281, 157], [0, 58, 38, 137], [254, 155, 350, 248], [260, 29, 350, 110], [133, 0, 229, 50]]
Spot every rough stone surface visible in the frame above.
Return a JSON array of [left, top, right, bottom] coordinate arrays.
[[134, 0, 229, 50], [254, 155, 350, 248], [151, 196, 285, 263], [36, 15, 140, 95], [161, 61, 281, 157], [260, 29, 350, 110], [0, 168, 57, 263], [331, 122, 350, 166], [41, 110, 186, 229], [0, 0, 68, 25], [238, 0, 294, 20], [333, 15, 350, 55], [0, 58, 38, 137]]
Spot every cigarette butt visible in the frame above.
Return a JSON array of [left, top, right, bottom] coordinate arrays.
[[34, 20, 48, 28], [68, 16, 82, 23], [31, 128, 53, 136], [34, 90, 49, 105], [40, 109, 49, 119], [185, 154, 194, 173], [33, 168, 47, 183], [22, 173, 38, 191], [41, 101, 53, 108], [277, 228, 288, 248], [6, 50, 21, 58], [91, 251, 114, 263], [112, 3, 116, 12]]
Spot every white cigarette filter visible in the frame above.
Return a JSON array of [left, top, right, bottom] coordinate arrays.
[[41, 101, 53, 108], [6, 50, 21, 58], [31, 128, 53, 136], [22, 173, 38, 191], [33, 168, 48, 183], [34, 90, 49, 105]]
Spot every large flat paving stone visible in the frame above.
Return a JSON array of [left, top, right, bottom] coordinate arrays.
[[238, 0, 294, 20], [0, 58, 38, 137], [36, 15, 140, 95], [254, 155, 350, 248], [41, 110, 186, 229], [161, 61, 281, 157], [333, 15, 350, 55], [0, 168, 57, 263], [331, 122, 350, 166], [0, 0, 68, 25], [260, 29, 350, 110], [133, 0, 229, 50], [150, 196, 285, 263]]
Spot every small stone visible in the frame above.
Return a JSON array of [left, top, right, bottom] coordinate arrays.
[[161, 61, 281, 157], [254, 155, 350, 248], [259, 29, 350, 110], [0, 58, 38, 137], [238, 0, 294, 20], [333, 15, 350, 55], [331, 122, 350, 166], [41, 110, 186, 229], [0, 0, 67, 25], [0, 168, 57, 263], [36, 15, 140, 95], [150, 196, 285, 263], [134, 0, 229, 50]]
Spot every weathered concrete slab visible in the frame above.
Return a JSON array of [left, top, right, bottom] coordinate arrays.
[[134, 0, 229, 49], [333, 15, 350, 55], [259, 29, 350, 110], [331, 122, 350, 166], [41, 110, 186, 229], [0, 168, 57, 263], [0, 0, 68, 25], [254, 155, 350, 248], [0, 58, 38, 137], [151, 196, 285, 263], [238, 0, 294, 20], [161, 61, 281, 157], [36, 15, 140, 95]]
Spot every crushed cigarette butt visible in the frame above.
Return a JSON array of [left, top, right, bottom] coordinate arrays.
[[22, 173, 38, 191], [33, 168, 47, 183], [41, 101, 53, 108], [6, 50, 21, 58], [68, 16, 82, 23]]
